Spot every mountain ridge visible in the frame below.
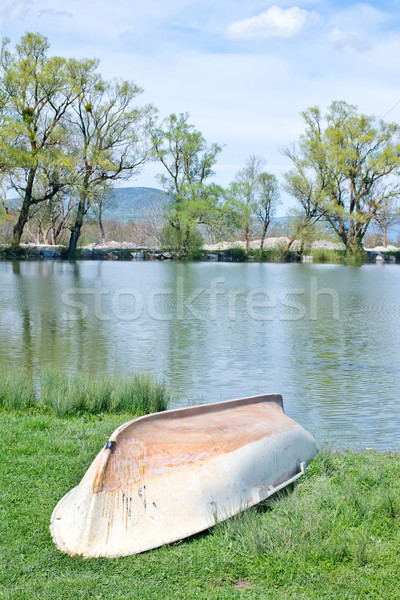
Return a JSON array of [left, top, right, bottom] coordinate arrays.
[[101, 187, 169, 223]]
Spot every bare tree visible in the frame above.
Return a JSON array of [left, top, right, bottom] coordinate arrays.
[[372, 195, 400, 247], [255, 172, 280, 259], [29, 190, 76, 245]]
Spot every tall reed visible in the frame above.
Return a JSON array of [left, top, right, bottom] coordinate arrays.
[[0, 368, 36, 410], [39, 369, 170, 416], [0, 368, 170, 417]]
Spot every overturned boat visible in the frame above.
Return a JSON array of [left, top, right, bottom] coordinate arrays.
[[50, 394, 317, 558]]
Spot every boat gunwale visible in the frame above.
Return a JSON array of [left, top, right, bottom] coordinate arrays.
[[108, 393, 284, 443]]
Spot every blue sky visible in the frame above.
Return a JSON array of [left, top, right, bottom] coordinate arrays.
[[1, 0, 400, 213]]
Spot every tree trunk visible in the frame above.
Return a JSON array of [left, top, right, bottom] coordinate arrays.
[[48, 226, 56, 246], [347, 232, 364, 256], [11, 168, 36, 251], [98, 201, 106, 245], [285, 235, 296, 252], [181, 224, 191, 257], [53, 222, 63, 245], [259, 222, 268, 261], [11, 201, 31, 250], [245, 226, 250, 259], [67, 194, 86, 259], [38, 224, 45, 244]]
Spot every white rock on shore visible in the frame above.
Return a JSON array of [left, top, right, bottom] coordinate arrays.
[[18, 238, 398, 253], [203, 238, 346, 251], [83, 241, 140, 250], [364, 244, 398, 252], [82, 238, 397, 253]]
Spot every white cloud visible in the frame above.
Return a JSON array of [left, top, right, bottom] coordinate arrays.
[[225, 5, 318, 41], [2, 0, 399, 214], [328, 27, 371, 53], [36, 9, 73, 18], [1, 0, 32, 22]]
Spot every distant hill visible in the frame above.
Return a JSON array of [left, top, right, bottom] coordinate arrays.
[[6, 187, 169, 223], [6, 186, 400, 243], [100, 187, 169, 223]]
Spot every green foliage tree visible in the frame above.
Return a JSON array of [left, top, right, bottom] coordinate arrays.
[[284, 101, 400, 255], [228, 155, 264, 257], [0, 32, 97, 251], [160, 222, 204, 257], [67, 76, 154, 257], [228, 156, 280, 258], [151, 112, 223, 256], [282, 146, 325, 252], [285, 208, 322, 256]]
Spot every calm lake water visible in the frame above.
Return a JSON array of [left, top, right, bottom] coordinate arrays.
[[1, 259, 399, 450]]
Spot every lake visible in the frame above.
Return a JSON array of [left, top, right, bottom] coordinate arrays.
[[1, 259, 399, 450]]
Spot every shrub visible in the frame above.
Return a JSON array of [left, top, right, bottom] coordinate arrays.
[[229, 247, 246, 261], [160, 223, 203, 258]]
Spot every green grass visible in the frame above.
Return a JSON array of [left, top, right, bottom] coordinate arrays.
[[0, 413, 399, 599], [309, 248, 347, 263], [0, 369, 36, 410], [0, 368, 170, 417], [248, 248, 283, 262], [307, 248, 370, 265]]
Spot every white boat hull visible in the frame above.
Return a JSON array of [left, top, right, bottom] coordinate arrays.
[[50, 394, 317, 557]]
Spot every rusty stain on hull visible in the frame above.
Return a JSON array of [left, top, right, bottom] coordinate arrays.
[[50, 394, 317, 558]]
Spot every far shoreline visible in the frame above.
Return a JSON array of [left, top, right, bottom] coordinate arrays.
[[1, 237, 399, 264]]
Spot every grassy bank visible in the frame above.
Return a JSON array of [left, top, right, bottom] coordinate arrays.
[[0, 411, 399, 599], [0, 368, 169, 416]]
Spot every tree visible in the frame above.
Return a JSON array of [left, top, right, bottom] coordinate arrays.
[[372, 195, 400, 247], [283, 145, 326, 252], [228, 156, 280, 259], [30, 190, 76, 245], [284, 101, 400, 255], [90, 186, 112, 245], [66, 77, 154, 258], [228, 155, 265, 258], [255, 172, 280, 258], [151, 112, 223, 256], [0, 33, 97, 251]]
